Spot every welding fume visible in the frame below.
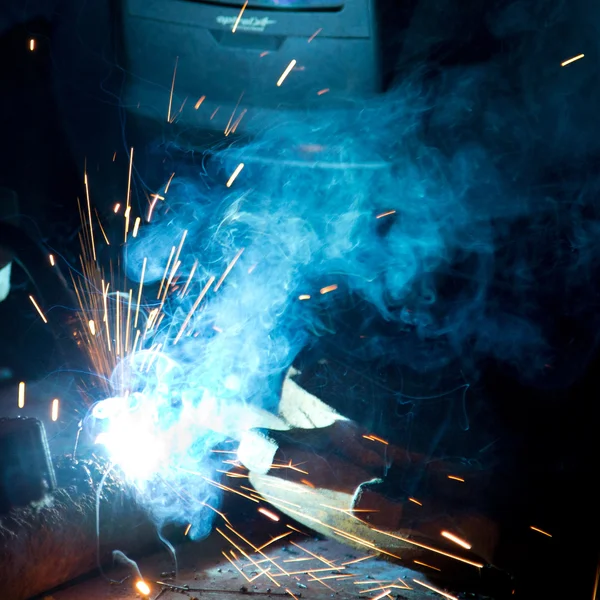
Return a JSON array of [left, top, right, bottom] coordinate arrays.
[[0, 1, 599, 600]]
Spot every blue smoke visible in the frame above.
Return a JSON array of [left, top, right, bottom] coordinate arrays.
[[93, 0, 600, 537]]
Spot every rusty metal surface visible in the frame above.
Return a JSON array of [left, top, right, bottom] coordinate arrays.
[[0, 456, 160, 600], [51, 536, 443, 600]]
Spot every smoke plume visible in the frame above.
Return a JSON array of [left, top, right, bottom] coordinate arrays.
[[95, 0, 600, 537]]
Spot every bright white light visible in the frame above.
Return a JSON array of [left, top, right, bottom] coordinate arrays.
[[94, 432, 109, 445], [136, 580, 151, 595], [97, 419, 164, 481], [93, 394, 165, 482], [223, 374, 241, 391], [92, 397, 126, 420]]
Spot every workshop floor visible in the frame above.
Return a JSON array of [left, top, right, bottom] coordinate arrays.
[[51, 537, 436, 600]]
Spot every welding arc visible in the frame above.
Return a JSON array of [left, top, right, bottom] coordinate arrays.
[[0, 221, 89, 370]]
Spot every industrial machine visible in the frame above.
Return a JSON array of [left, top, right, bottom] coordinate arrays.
[[119, 0, 417, 140]]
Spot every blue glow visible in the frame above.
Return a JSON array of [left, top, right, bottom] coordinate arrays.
[[93, 12, 600, 537]]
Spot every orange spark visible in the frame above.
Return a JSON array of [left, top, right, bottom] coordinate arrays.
[[164, 172, 176, 193], [317, 88, 330, 95], [115, 292, 121, 355], [360, 584, 410, 594], [132, 217, 141, 237], [125, 289, 133, 352], [413, 560, 441, 571], [157, 246, 176, 299], [256, 531, 292, 552], [277, 60, 297, 87], [362, 434, 388, 445], [232, 0, 248, 32], [228, 108, 247, 135], [135, 580, 151, 596], [147, 193, 164, 222], [215, 248, 244, 291], [219, 526, 284, 583], [95, 208, 110, 245], [126, 146, 134, 210], [290, 541, 335, 567], [124, 206, 131, 244], [298, 294, 311, 300], [285, 589, 300, 600], [221, 551, 252, 583], [167, 57, 179, 123], [18, 382, 25, 408], [29, 295, 48, 323], [224, 92, 245, 136], [408, 497, 423, 506], [194, 96, 206, 109], [258, 507, 280, 522], [88, 319, 96, 335], [180, 260, 198, 298], [102, 280, 111, 351], [308, 28, 322, 43], [320, 284, 338, 295], [376, 210, 396, 219], [561, 53, 584, 67], [200, 501, 231, 525], [441, 531, 472, 550], [278, 506, 402, 562], [113, 203, 121, 213], [342, 555, 376, 566], [224, 524, 289, 575], [282, 557, 313, 563], [530, 526, 552, 538], [165, 230, 188, 298], [226, 163, 245, 187], [369, 590, 392, 600], [83, 171, 97, 261], [306, 571, 336, 592], [51, 398, 59, 422], [371, 528, 483, 568], [447, 475, 465, 482], [29, 39, 36, 51], [132, 329, 141, 354], [413, 579, 458, 600], [272, 459, 308, 474], [173, 276, 216, 343], [134, 257, 147, 328]]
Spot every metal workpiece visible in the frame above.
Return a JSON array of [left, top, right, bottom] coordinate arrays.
[[0, 455, 161, 600], [237, 372, 510, 596]]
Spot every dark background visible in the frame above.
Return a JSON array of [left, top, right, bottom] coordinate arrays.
[[0, 1, 598, 598]]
